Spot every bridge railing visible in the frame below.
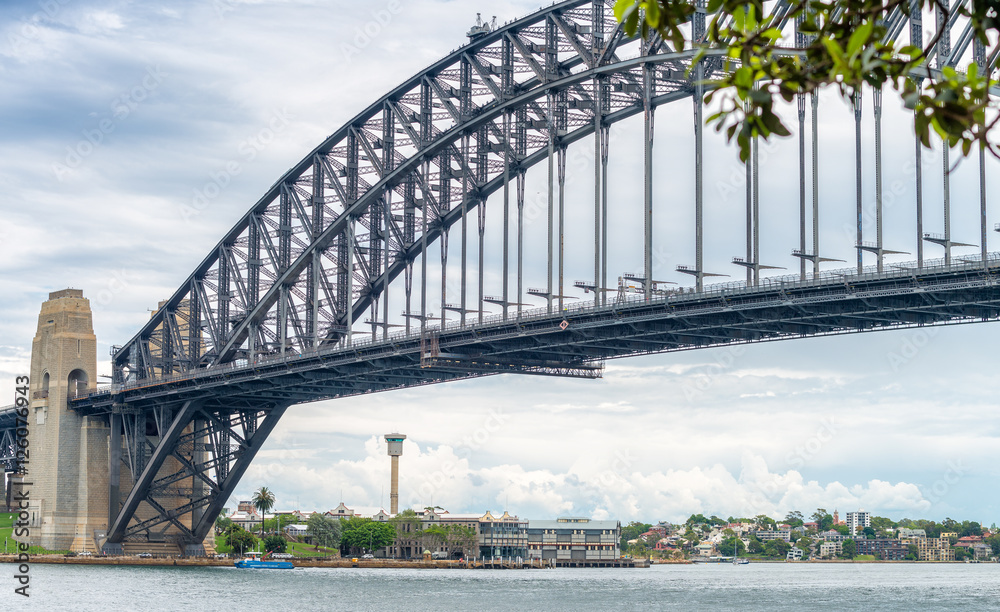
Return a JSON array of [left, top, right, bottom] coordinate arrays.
[[71, 252, 999, 403]]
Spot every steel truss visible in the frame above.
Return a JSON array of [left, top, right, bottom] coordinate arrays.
[[48, 0, 1000, 550], [101, 400, 288, 554]]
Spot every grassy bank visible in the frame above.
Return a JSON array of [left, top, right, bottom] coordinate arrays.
[[0, 512, 71, 555]]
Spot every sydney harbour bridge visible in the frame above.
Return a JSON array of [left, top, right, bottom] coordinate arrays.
[[2, 0, 999, 555]]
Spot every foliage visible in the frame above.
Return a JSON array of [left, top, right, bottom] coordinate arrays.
[[307, 514, 343, 548], [871, 516, 896, 534], [390, 509, 423, 543], [614, 0, 999, 162], [251, 486, 276, 536], [620, 521, 653, 548], [783, 511, 804, 528], [262, 534, 287, 554], [340, 518, 396, 554], [261, 513, 297, 534], [841, 538, 857, 559], [718, 536, 746, 556], [227, 526, 258, 555], [984, 534, 1000, 556], [214, 515, 233, 534], [752, 514, 776, 531], [862, 526, 877, 540], [762, 539, 791, 558]]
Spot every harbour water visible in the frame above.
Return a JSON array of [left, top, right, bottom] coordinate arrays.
[[10, 562, 999, 610]]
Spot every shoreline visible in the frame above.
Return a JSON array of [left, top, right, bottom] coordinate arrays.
[[0, 555, 990, 568]]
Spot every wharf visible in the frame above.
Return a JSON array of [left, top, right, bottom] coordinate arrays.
[[0, 555, 650, 569]]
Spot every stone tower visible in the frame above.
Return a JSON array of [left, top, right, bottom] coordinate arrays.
[[22, 289, 107, 552]]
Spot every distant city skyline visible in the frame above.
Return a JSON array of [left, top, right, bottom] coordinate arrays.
[[1, 0, 997, 526]]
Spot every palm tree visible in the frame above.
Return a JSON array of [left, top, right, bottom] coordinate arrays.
[[251, 487, 276, 537]]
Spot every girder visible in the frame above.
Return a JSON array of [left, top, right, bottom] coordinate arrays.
[[38, 0, 998, 550]]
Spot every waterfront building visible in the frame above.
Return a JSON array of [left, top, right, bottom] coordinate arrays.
[[387, 508, 527, 560], [818, 529, 848, 542], [786, 547, 804, 561], [819, 541, 842, 558], [752, 529, 792, 542], [845, 510, 871, 535], [526, 517, 620, 562], [228, 502, 273, 532], [896, 528, 926, 539], [855, 538, 906, 560], [913, 536, 955, 562], [326, 503, 391, 521], [479, 511, 529, 559]]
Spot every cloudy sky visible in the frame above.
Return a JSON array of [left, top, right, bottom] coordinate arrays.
[[1, 0, 997, 527]]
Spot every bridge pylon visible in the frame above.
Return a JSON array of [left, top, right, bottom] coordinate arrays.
[[22, 289, 103, 553]]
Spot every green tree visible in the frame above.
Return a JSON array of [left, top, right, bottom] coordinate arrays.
[[306, 514, 342, 548], [390, 509, 423, 555], [718, 536, 745, 557], [262, 534, 287, 554], [227, 527, 258, 555], [784, 511, 804, 528], [905, 544, 919, 561], [420, 524, 449, 551], [841, 539, 857, 559], [752, 515, 776, 531], [215, 515, 233, 535], [871, 516, 896, 534], [446, 525, 479, 559], [620, 521, 653, 549], [862, 526, 877, 540], [614, 0, 999, 162], [763, 539, 791, 558], [251, 486, 276, 537], [261, 513, 296, 534], [748, 536, 764, 554], [985, 534, 1000, 557], [341, 518, 396, 555], [960, 521, 983, 538]]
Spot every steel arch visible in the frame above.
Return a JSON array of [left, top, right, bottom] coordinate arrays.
[[111, 0, 997, 384]]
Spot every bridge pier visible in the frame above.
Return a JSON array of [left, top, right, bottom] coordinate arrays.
[[21, 289, 104, 553]]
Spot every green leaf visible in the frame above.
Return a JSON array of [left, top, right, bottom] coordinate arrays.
[[847, 20, 874, 58]]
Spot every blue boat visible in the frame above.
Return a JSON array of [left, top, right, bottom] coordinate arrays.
[[234, 551, 294, 569]]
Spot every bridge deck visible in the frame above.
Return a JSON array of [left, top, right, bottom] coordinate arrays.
[[65, 254, 1000, 414]]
